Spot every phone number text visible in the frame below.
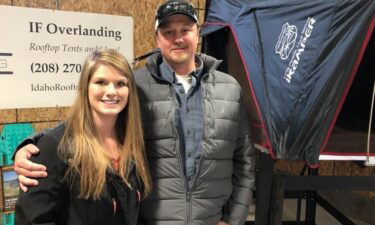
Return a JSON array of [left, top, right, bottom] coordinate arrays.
[[31, 62, 82, 74]]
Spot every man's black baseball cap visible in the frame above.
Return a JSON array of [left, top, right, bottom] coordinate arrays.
[[155, 0, 198, 30]]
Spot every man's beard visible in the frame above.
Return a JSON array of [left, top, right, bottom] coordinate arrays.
[[171, 55, 188, 65], [168, 51, 190, 65]]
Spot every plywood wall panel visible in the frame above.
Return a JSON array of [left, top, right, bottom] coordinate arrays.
[[351, 163, 374, 176], [0, 109, 17, 123], [17, 107, 63, 122], [0, 0, 11, 5], [275, 160, 305, 175], [33, 121, 60, 132], [319, 161, 334, 175], [132, 0, 162, 58], [333, 161, 353, 176], [11, 0, 55, 8]]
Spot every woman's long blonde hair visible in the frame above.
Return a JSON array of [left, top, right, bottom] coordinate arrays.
[[58, 49, 151, 200]]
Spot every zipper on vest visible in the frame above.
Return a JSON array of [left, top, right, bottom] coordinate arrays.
[[170, 87, 187, 187], [169, 86, 191, 225], [185, 82, 209, 225], [189, 83, 208, 192], [186, 193, 192, 225]]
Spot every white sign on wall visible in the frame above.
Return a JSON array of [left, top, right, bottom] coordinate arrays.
[[0, 5, 133, 109]]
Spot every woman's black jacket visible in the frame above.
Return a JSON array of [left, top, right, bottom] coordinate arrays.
[[15, 124, 141, 225]]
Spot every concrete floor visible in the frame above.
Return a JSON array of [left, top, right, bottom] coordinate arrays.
[[247, 199, 372, 225]]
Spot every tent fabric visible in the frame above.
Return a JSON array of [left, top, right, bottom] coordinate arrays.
[[202, 0, 375, 164]]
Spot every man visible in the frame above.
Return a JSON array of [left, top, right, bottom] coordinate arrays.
[[14, 1, 255, 225]]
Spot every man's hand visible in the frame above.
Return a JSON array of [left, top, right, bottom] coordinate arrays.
[[217, 221, 229, 225], [14, 144, 47, 192]]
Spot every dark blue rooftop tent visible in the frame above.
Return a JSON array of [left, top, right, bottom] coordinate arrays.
[[202, 0, 375, 165]]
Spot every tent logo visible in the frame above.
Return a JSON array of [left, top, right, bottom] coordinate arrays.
[[283, 17, 316, 83], [275, 23, 297, 60]]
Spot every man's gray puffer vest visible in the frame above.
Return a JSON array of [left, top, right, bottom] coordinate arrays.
[[135, 52, 255, 225]]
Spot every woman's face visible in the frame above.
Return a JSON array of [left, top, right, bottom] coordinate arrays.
[[88, 64, 129, 122]]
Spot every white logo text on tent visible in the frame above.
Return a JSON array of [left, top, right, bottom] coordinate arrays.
[[283, 17, 316, 83]]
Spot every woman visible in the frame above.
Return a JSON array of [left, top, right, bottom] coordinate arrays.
[[15, 49, 151, 225]]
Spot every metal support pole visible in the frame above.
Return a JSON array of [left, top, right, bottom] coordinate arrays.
[[255, 151, 275, 225], [305, 167, 318, 225]]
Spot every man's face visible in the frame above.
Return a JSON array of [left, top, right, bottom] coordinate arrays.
[[156, 14, 199, 70]]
